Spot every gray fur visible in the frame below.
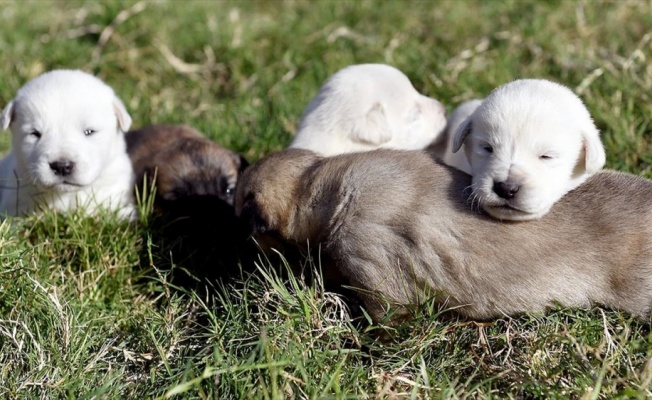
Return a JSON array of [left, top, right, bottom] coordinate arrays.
[[236, 149, 652, 322]]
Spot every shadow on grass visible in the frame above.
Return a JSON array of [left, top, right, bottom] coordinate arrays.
[[136, 194, 259, 290]]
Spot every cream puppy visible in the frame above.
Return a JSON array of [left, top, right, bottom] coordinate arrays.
[[236, 149, 652, 322], [0, 69, 135, 218], [289, 64, 447, 156], [451, 79, 605, 221]]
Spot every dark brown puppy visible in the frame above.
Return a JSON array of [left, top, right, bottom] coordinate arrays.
[[127, 124, 247, 205], [127, 125, 249, 281], [236, 148, 652, 322]]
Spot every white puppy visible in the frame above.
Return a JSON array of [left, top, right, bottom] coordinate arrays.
[[451, 79, 605, 221], [289, 64, 447, 156], [0, 69, 136, 219]]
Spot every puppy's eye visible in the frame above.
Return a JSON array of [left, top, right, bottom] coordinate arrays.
[[540, 154, 554, 160], [84, 129, 96, 136], [225, 186, 235, 197], [30, 130, 42, 139], [482, 145, 493, 154]]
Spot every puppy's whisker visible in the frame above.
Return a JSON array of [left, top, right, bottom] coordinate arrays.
[[471, 196, 482, 213], [462, 184, 475, 197], [466, 187, 484, 212]]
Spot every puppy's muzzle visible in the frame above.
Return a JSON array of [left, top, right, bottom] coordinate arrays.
[[493, 181, 520, 199], [238, 195, 270, 236], [49, 159, 75, 177]]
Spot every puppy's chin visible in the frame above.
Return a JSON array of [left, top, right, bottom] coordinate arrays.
[[47, 182, 86, 193], [482, 203, 549, 221], [33, 176, 88, 193]]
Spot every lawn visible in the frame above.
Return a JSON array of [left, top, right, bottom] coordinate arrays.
[[1, 0, 652, 398]]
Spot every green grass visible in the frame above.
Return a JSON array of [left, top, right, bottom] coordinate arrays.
[[1, 0, 652, 398]]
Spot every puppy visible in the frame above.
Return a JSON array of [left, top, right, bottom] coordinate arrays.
[[126, 124, 247, 207], [126, 124, 250, 279], [236, 149, 652, 322], [289, 64, 447, 156], [451, 79, 605, 221], [0, 69, 135, 219]]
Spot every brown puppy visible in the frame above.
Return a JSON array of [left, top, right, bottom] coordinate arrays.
[[236, 148, 652, 322], [127, 125, 249, 281], [127, 124, 247, 206]]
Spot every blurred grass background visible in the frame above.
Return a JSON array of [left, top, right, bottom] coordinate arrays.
[[0, 0, 651, 398]]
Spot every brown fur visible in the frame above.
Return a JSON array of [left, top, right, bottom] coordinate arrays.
[[127, 125, 250, 283], [126, 124, 247, 205], [235, 148, 652, 322]]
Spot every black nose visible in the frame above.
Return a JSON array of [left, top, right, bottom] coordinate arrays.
[[493, 181, 520, 199], [49, 160, 75, 176]]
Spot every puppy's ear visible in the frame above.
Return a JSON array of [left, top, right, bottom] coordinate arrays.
[[404, 102, 422, 124], [350, 102, 392, 145], [581, 126, 606, 174], [237, 155, 250, 173], [452, 119, 472, 153], [113, 97, 132, 133], [1, 100, 15, 131]]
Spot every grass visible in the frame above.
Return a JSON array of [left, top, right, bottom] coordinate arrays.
[[0, 0, 651, 398]]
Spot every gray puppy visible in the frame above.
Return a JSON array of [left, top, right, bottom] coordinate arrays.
[[236, 148, 652, 322]]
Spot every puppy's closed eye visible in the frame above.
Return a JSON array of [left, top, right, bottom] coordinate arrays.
[[30, 130, 42, 139]]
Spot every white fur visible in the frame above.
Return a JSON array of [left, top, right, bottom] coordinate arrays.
[[439, 99, 482, 174], [451, 79, 605, 221], [289, 64, 447, 156], [0, 69, 136, 219]]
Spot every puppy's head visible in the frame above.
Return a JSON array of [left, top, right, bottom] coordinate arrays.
[[127, 125, 247, 207], [155, 135, 247, 206], [1, 69, 131, 192], [294, 64, 446, 154], [400, 92, 448, 149], [452, 79, 605, 221], [235, 149, 320, 239]]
